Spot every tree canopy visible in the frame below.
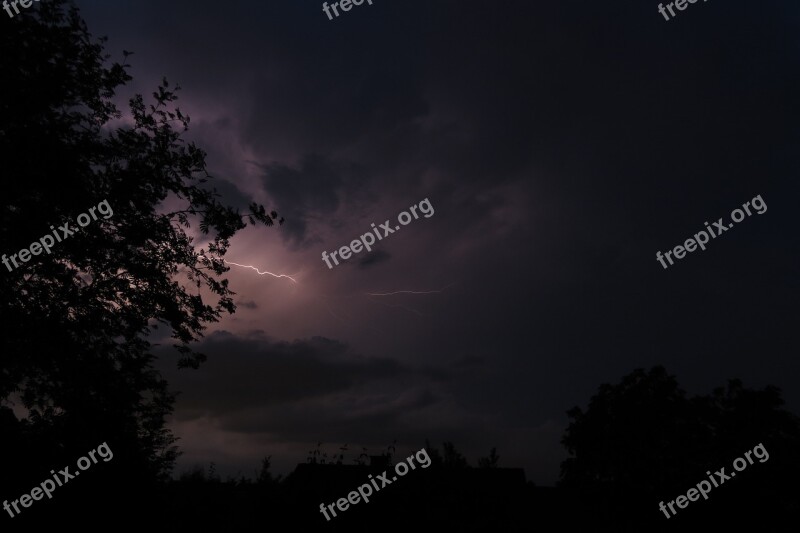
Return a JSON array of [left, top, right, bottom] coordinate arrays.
[[560, 366, 800, 528], [0, 0, 281, 493]]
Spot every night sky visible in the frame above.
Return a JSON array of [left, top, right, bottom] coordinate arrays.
[[74, 0, 800, 485]]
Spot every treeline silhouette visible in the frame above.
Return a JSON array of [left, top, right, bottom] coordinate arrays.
[[157, 368, 799, 531], [8, 361, 799, 531], [163, 440, 528, 531], [4, 365, 799, 531]]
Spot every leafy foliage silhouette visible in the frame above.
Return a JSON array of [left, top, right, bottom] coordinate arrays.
[[478, 447, 500, 468], [560, 366, 800, 529], [0, 0, 283, 507]]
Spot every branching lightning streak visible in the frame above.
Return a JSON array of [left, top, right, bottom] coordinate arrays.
[[225, 261, 298, 284], [365, 282, 456, 297], [366, 289, 440, 296], [225, 256, 453, 323]]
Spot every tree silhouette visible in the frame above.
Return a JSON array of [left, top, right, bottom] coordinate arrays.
[[422, 440, 470, 468], [478, 447, 500, 468], [442, 441, 469, 468], [0, 0, 282, 511], [560, 366, 800, 528]]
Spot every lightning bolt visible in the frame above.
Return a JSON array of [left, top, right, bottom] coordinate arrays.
[[224, 257, 454, 324], [366, 289, 440, 296], [365, 282, 456, 297], [225, 261, 298, 284]]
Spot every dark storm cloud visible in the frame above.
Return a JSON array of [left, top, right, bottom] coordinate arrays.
[[357, 249, 391, 269], [201, 175, 252, 211], [236, 300, 258, 310], [254, 154, 370, 248], [158, 330, 456, 443], [78, 0, 800, 204], [221, 387, 443, 441], [240, 47, 430, 159], [453, 355, 486, 369], [161, 331, 411, 417]]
